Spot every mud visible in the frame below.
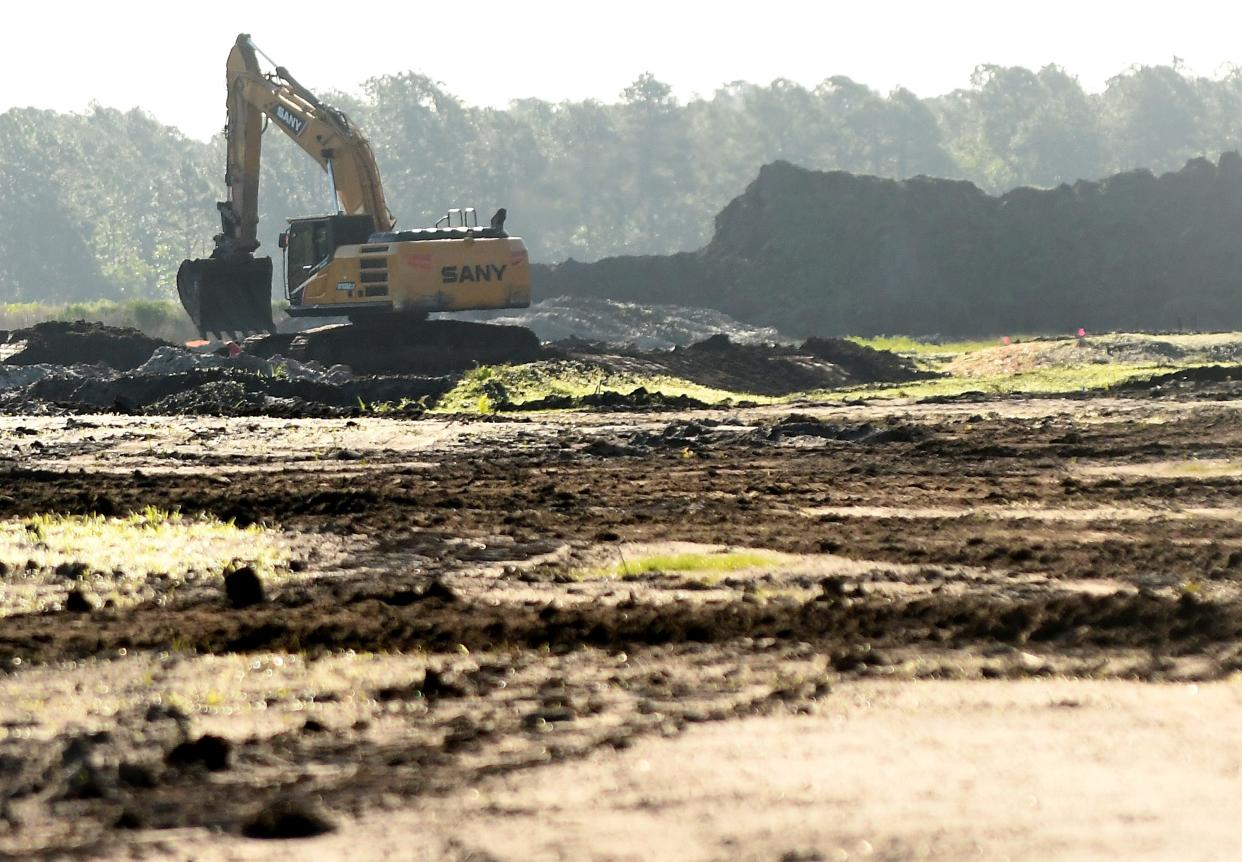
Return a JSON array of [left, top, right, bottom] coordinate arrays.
[[4, 282, 1242, 856], [3, 373, 1242, 855], [0, 319, 927, 414], [0, 321, 172, 371], [554, 333, 930, 397]]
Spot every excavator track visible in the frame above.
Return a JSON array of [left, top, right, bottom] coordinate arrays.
[[287, 317, 542, 375]]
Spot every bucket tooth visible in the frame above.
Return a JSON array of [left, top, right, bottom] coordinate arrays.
[[177, 256, 274, 339]]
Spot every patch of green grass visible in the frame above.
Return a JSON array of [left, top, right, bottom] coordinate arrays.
[[582, 550, 780, 581], [0, 508, 291, 617], [433, 360, 765, 413], [848, 334, 1016, 373], [1158, 460, 1242, 477], [849, 335, 1005, 357], [813, 362, 1169, 402]]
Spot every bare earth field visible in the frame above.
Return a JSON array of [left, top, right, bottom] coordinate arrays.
[[3, 392, 1242, 860]]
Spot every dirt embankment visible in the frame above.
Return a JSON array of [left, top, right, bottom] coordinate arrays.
[[0, 321, 172, 370], [534, 153, 1242, 337], [0, 320, 928, 415], [559, 333, 932, 400]]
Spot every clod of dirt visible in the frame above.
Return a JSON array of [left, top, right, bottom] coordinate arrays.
[[818, 576, 854, 599], [55, 561, 89, 581], [422, 578, 459, 604], [241, 796, 335, 839], [116, 761, 156, 789], [64, 589, 93, 613], [166, 735, 231, 772], [113, 809, 145, 830], [419, 668, 466, 699], [376, 668, 468, 702], [371, 578, 459, 607], [145, 703, 190, 726], [224, 566, 266, 608]]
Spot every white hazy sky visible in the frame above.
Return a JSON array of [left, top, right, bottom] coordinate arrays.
[[3, 0, 1240, 141]]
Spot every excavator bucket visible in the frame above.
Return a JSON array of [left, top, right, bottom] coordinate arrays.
[[176, 256, 275, 339]]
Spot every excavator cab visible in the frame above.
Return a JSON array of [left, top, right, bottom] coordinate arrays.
[[283, 214, 375, 305]]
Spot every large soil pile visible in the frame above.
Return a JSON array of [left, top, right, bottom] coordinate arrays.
[[455, 295, 792, 349], [0, 321, 173, 371], [533, 154, 1242, 337], [0, 324, 451, 417], [568, 334, 931, 397]]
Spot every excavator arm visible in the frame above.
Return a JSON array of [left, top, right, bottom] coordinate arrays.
[[178, 34, 394, 337], [218, 33, 393, 254]]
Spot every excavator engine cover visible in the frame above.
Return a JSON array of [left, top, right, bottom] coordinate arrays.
[[177, 255, 275, 338]]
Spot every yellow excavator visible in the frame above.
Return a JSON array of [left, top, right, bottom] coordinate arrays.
[[177, 34, 538, 373]]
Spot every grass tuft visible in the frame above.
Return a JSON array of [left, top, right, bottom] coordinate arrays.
[[815, 362, 1171, 402], [0, 510, 291, 617], [581, 550, 780, 581], [433, 360, 759, 413]]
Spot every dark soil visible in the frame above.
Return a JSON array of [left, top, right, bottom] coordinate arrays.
[[533, 153, 1242, 337], [1, 321, 174, 371], [0, 321, 928, 414], [563, 333, 931, 397], [500, 387, 718, 412], [2, 367, 452, 418], [4, 374, 1242, 856]]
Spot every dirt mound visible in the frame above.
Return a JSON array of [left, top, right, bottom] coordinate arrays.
[[802, 337, 924, 383], [454, 295, 792, 349], [143, 375, 446, 417], [949, 336, 1190, 377], [0, 366, 451, 417], [0, 320, 175, 371], [1113, 364, 1242, 400], [564, 334, 931, 397], [500, 387, 716, 412], [534, 154, 1242, 337]]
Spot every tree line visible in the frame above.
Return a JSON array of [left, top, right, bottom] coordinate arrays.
[[2, 62, 1240, 302]]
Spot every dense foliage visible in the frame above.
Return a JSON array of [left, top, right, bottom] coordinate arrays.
[[2, 62, 1241, 302]]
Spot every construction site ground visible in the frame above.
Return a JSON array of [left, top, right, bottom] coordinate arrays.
[[2, 385, 1242, 860]]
